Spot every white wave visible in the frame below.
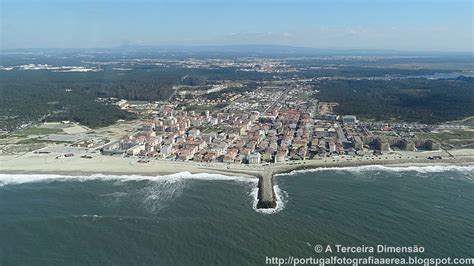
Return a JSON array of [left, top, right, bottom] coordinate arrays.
[[140, 179, 187, 213], [0, 172, 257, 187], [250, 184, 288, 214], [275, 164, 474, 177], [0, 172, 260, 214], [80, 214, 101, 218]]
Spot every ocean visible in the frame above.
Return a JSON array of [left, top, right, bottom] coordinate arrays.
[[0, 165, 473, 265]]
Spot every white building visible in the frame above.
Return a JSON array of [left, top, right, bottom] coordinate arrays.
[[247, 152, 261, 164], [160, 144, 173, 156], [329, 141, 337, 153], [127, 144, 145, 156]]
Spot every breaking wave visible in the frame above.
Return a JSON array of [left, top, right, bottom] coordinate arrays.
[[250, 185, 288, 215], [0, 172, 259, 213], [0, 172, 289, 214], [0, 172, 257, 187], [275, 164, 474, 177], [140, 179, 187, 213]]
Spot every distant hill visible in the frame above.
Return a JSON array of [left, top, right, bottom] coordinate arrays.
[[2, 44, 472, 58]]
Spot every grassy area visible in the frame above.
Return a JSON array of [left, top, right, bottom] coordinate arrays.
[[418, 130, 474, 149], [181, 105, 215, 113], [2, 143, 47, 153], [15, 127, 64, 136], [419, 130, 474, 141], [15, 137, 72, 144], [15, 138, 44, 144]]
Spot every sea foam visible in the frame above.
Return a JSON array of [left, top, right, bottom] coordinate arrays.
[[275, 164, 474, 177], [250, 184, 288, 214], [0, 172, 288, 214], [0, 172, 257, 187]]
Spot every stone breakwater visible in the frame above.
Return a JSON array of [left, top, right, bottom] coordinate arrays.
[[2, 149, 473, 210], [256, 172, 276, 209], [253, 153, 474, 209]]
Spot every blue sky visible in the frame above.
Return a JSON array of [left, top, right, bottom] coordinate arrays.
[[1, 0, 472, 51]]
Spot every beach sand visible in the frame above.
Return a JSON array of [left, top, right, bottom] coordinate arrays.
[[2, 149, 472, 210], [1, 149, 473, 178]]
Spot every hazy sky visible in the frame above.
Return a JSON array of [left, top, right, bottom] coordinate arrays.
[[1, 0, 472, 51]]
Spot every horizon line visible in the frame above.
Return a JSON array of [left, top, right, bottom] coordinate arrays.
[[1, 44, 473, 54]]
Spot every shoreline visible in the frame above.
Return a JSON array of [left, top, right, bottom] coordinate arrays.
[[1, 160, 472, 177], [2, 160, 472, 210], [1, 149, 473, 178], [2, 151, 473, 210], [270, 159, 474, 177]]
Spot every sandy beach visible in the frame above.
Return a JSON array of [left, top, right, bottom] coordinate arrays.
[[1, 149, 473, 178], [1, 148, 473, 210]]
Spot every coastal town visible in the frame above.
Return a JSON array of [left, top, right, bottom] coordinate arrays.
[[5, 76, 471, 209], [1, 77, 467, 167], [1, 57, 473, 205], [97, 81, 446, 165], [2, 0, 474, 263]]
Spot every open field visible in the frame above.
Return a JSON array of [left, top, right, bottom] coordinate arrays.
[[14, 127, 64, 137], [418, 130, 474, 149]]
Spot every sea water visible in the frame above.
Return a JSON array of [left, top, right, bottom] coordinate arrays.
[[0, 165, 472, 265]]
